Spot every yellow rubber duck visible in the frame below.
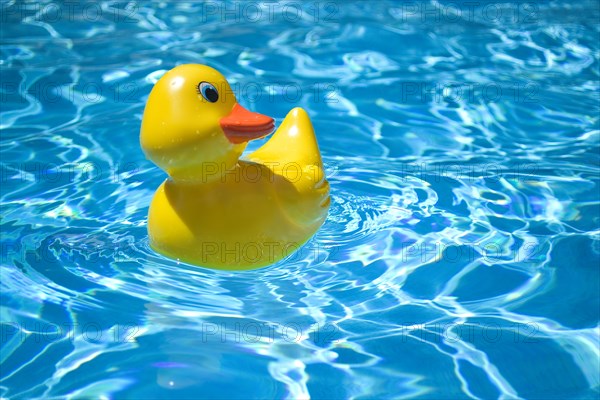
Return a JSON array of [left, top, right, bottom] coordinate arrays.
[[140, 64, 330, 270]]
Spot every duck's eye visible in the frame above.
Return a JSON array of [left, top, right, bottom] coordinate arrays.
[[198, 82, 219, 103]]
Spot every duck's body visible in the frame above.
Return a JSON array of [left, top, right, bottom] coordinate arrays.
[[141, 65, 329, 270]]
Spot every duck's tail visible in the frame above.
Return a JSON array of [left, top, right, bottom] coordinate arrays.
[[247, 107, 327, 193]]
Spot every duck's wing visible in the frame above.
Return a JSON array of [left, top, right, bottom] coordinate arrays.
[[246, 107, 328, 193]]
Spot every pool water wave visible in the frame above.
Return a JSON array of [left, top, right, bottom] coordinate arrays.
[[1, 1, 599, 398]]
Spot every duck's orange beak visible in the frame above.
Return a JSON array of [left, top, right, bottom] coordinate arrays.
[[220, 104, 275, 144]]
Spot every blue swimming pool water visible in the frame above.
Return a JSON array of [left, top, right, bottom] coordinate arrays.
[[1, 1, 599, 398]]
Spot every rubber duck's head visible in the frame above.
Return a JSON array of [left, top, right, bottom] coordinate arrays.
[[140, 64, 274, 182]]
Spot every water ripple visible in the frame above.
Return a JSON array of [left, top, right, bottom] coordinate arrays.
[[1, 0, 599, 399]]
